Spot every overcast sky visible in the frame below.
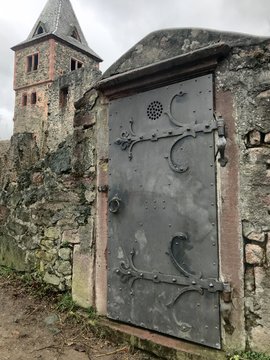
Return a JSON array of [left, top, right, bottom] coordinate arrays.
[[1, 0, 270, 140]]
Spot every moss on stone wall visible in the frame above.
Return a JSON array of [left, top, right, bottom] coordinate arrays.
[[0, 125, 97, 293]]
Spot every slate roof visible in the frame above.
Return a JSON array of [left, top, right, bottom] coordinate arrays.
[[12, 0, 102, 62]]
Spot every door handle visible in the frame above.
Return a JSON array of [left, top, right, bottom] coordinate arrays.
[[109, 195, 121, 213], [215, 113, 228, 167]]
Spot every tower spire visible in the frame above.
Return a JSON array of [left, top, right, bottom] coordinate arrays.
[[12, 0, 101, 61]]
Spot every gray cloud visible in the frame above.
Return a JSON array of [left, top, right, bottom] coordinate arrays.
[[0, 21, 16, 139], [76, 0, 270, 71], [219, 0, 270, 34], [77, 0, 224, 69], [0, 109, 13, 140], [1, 0, 270, 140]]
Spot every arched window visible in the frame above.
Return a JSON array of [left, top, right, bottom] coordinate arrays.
[[37, 26, 44, 35], [34, 22, 46, 37], [70, 28, 81, 42]]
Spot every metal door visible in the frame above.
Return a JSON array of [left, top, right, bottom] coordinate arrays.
[[107, 74, 224, 349]]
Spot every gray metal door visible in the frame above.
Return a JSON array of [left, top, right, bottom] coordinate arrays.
[[107, 74, 223, 349]]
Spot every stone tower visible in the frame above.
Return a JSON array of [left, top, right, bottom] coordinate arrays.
[[11, 0, 102, 151]]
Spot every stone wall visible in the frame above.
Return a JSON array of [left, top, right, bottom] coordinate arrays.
[[0, 140, 10, 158], [14, 42, 52, 90], [54, 41, 99, 77], [13, 64, 100, 155], [0, 129, 97, 306], [14, 83, 50, 147], [215, 44, 270, 352], [45, 65, 101, 152], [73, 87, 108, 314], [0, 140, 11, 186]]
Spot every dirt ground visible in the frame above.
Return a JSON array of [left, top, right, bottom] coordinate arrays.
[[0, 275, 156, 360]]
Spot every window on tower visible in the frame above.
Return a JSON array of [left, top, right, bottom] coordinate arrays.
[[37, 26, 44, 35], [27, 56, 32, 72], [70, 58, 83, 71], [27, 53, 39, 72], [22, 94, 27, 106], [34, 22, 46, 37], [31, 92, 37, 105], [71, 29, 81, 42], [33, 54, 39, 70], [60, 87, 69, 108]]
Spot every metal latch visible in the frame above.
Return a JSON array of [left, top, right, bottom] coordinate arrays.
[[98, 185, 108, 193], [215, 113, 228, 167], [222, 282, 232, 303]]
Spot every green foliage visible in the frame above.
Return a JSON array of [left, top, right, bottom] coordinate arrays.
[[60, 241, 70, 248], [20, 273, 35, 284], [0, 265, 14, 277], [229, 355, 241, 360], [86, 306, 97, 320], [57, 293, 78, 312], [228, 352, 270, 360]]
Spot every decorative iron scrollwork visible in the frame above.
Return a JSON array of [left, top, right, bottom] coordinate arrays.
[[115, 233, 224, 307], [115, 131, 132, 151], [167, 134, 194, 173], [164, 91, 187, 127], [114, 92, 224, 172], [114, 120, 217, 170], [167, 233, 202, 279]]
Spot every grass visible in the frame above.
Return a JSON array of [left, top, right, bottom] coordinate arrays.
[[86, 305, 98, 320], [56, 293, 78, 312], [228, 352, 270, 360], [0, 265, 99, 325], [0, 265, 15, 277], [56, 293, 97, 320]]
